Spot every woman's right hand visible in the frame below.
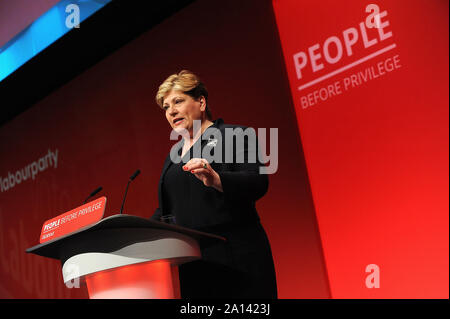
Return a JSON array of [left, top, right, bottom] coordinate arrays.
[[183, 158, 223, 192]]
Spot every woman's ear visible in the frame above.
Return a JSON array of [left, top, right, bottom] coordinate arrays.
[[199, 96, 206, 111]]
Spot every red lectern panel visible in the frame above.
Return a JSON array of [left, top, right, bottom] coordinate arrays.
[[85, 260, 180, 299]]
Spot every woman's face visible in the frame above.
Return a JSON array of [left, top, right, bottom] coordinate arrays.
[[163, 90, 205, 134]]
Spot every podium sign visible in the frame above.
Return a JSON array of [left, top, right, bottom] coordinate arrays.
[[39, 197, 106, 243]]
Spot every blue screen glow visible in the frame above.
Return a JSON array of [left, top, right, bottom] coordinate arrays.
[[0, 0, 111, 82]]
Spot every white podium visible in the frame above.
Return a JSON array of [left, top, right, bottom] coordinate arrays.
[[26, 214, 225, 299]]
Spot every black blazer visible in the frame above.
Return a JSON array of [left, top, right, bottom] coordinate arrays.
[[150, 118, 277, 298], [150, 118, 269, 230]]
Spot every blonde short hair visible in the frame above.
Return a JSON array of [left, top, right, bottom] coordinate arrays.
[[156, 70, 212, 120]]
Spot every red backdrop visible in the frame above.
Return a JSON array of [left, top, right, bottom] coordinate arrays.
[[0, 0, 329, 298], [272, 0, 449, 298]]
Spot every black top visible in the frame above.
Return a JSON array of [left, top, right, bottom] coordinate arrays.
[[153, 118, 268, 229], [152, 118, 277, 298], [161, 156, 188, 224], [162, 119, 232, 227]]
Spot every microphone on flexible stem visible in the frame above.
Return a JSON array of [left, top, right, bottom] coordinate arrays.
[[119, 169, 140, 215], [83, 186, 103, 204]]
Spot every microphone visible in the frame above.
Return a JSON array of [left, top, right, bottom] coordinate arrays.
[[130, 169, 141, 181], [83, 186, 103, 204], [119, 169, 140, 215]]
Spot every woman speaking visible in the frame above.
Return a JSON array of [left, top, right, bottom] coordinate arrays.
[[151, 70, 277, 298]]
